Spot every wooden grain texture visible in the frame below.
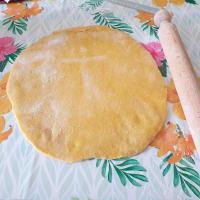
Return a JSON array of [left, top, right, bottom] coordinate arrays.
[[155, 9, 200, 156]]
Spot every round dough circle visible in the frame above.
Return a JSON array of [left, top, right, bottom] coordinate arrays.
[[7, 26, 167, 162]]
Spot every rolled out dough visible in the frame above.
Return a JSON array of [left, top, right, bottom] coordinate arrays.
[[7, 26, 167, 162]]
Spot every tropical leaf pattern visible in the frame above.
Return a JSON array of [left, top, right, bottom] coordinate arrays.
[[1, 1, 43, 35], [158, 59, 168, 77], [2, 17, 28, 35], [92, 11, 133, 33], [80, 0, 104, 11], [96, 158, 148, 187], [161, 154, 200, 199], [0, 0, 200, 199], [141, 21, 159, 39], [0, 44, 25, 72], [80, 0, 133, 33], [185, 0, 197, 4]]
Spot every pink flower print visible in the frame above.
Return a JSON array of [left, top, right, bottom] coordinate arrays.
[[141, 42, 165, 67], [0, 37, 17, 62]]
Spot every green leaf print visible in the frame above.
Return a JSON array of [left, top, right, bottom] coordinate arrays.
[[142, 21, 159, 39], [173, 165, 179, 187], [162, 164, 171, 176], [116, 159, 139, 167], [180, 176, 191, 197], [101, 160, 107, 177], [185, 180, 200, 198], [2, 17, 28, 35], [80, 0, 104, 11], [158, 59, 168, 77], [0, 44, 25, 72], [113, 157, 129, 161], [181, 173, 200, 186], [129, 174, 148, 182], [96, 157, 148, 187], [177, 166, 199, 178], [92, 11, 133, 33], [114, 165, 127, 186], [179, 159, 192, 168], [96, 159, 102, 167], [122, 166, 146, 172], [161, 153, 200, 199], [160, 153, 173, 169], [108, 163, 112, 183], [176, 124, 184, 137], [0, 59, 8, 73], [183, 155, 195, 164], [125, 173, 141, 187], [185, 0, 197, 4]]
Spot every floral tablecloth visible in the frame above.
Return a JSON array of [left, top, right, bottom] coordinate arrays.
[[0, 0, 200, 199]]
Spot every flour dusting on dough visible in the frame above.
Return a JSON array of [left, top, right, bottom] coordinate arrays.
[[40, 64, 58, 83], [32, 51, 52, 60], [17, 56, 27, 65], [35, 59, 64, 84], [50, 100, 60, 121], [62, 56, 106, 63], [50, 99, 65, 138], [7, 26, 167, 162], [47, 33, 68, 47], [80, 47, 87, 53], [17, 51, 53, 65], [28, 101, 42, 113], [80, 67, 101, 99]]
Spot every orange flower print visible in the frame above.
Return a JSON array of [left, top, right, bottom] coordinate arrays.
[[167, 79, 179, 103], [152, 0, 168, 7], [135, 10, 154, 26], [151, 122, 196, 164], [184, 134, 196, 158], [167, 79, 185, 120], [2, 3, 24, 20], [22, 2, 44, 19], [151, 122, 178, 157], [173, 103, 186, 120], [168, 136, 186, 164], [168, 134, 196, 164], [0, 72, 12, 114], [2, 2, 44, 21], [169, 0, 185, 5], [152, 0, 185, 7], [0, 116, 12, 143], [0, 72, 13, 143]]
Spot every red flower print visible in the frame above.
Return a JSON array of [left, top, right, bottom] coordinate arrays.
[[0, 37, 17, 62], [141, 42, 165, 67]]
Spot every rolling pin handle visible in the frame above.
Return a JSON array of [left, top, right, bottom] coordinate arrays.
[[154, 9, 171, 27]]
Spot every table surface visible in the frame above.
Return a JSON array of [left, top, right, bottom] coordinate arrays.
[[0, 0, 200, 199]]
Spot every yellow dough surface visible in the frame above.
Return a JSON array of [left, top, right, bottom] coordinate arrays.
[[7, 26, 167, 162]]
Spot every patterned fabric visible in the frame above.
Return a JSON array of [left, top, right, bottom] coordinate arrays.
[[0, 0, 200, 199]]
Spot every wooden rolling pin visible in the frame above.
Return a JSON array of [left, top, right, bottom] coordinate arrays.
[[154, 9, 200, 156]]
